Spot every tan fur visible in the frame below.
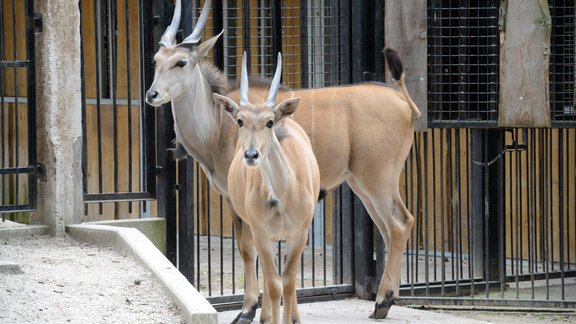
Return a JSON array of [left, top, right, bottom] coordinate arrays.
[[148, 39, 419, 319], [214, 92, 320, 324]]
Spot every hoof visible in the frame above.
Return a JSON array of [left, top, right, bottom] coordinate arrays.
[[231, 304, 257, 324], [368, 290, 396, 319]]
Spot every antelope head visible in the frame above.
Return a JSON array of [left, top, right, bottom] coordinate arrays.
[[213, 52, 300, 168], [146, 0, 222, 107]]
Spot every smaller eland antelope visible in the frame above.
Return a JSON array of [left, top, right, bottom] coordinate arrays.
[[213, 53, 320, 324]]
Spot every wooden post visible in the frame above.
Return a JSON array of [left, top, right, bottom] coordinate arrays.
[[384, 0, 428, 131], [498, 0, 552, 127]]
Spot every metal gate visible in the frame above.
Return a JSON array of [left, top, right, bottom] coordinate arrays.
[[79, 0, 160, 220], [0, 0, 37, 219], [169, 0, 358, 307], [77, 0, 576, 310]]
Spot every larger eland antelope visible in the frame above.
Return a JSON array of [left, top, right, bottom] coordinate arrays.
[[214, 52, 320, 324], [145, 1, 420, 321]]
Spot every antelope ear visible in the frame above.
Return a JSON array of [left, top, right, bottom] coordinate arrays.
[[274, 97, 300, 122], [213, 93, 238, 120], [192, 30, 223, 58]]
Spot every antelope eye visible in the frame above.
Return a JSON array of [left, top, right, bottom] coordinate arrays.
[[237, 119, 244, 127], [266, 120, 274, 128], [176, 60, 187, 68]]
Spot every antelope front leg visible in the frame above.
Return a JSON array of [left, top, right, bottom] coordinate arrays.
[[252, 232, 282, 324], [282, 231, 308, 324], [229, 210, 259, 324]]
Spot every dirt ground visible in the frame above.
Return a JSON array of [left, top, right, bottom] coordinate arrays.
[[0, 234, 184, 324]]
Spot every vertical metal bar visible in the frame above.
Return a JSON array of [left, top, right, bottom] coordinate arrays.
[[423, 131, 430, 296], [139, 0, 157, 199], [94, 0, 104, 215], [514, 129, 520, 297], [543, 130, 552, 300], [323, 199, 327, 286], [25, 0, 37, 209], [196, 162, 201, 289], [0, 0, 5, 209], [466, 129, 474, 297], [271, 0, 282, 59], [548, 129, 558, 272], [439, 128, 446, 296], [153, 0, 178, 266], [80, 0, 88, 208], [568, 129, 572, 272], [220, 195, 224, 295], [178, 159, 195, 283], [455, 129, 462, 294], [531, 129, 537, 299], [558, 128, 565, 300], [432, 129, 438, 282], [311, 212, 316, 286], [206, 177, 212, 296], [232, 219, 236, 294], [242, 0, 251, 67], [109, 0, 119, 199], [124, 0, 134, 213], [300, 0, 308, 88], [12, 0, 20, 208], [213, 0, 224, 70]]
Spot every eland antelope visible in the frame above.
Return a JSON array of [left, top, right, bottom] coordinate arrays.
[[145, 0, 420, 321], [214, 52, 320, 324]]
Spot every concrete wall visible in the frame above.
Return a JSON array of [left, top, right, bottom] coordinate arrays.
[[31, 1, 83, 236]]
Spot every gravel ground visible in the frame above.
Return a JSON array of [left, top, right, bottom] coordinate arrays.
[[0, 234, 184, 324]]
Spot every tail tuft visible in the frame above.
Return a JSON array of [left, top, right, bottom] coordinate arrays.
[[384, 48, 403, 81], [383, 47, 421, 119]]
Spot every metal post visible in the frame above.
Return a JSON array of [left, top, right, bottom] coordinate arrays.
[[178, 158, 195, 283], [154, 0, 177, 265], [349, 0, 376, 299], [471, 129, 505, 284]]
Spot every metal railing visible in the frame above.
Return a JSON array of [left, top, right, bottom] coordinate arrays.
[[0, 0, 37, 218]]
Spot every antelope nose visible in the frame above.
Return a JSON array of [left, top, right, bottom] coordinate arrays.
[[244, 149, 259, 161], [146, 90, 158, 102]]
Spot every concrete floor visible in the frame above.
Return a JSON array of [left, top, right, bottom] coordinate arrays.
[[217, 298, 492, 324]]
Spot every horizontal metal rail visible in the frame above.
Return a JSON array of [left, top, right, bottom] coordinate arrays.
[[83, 192, 155, 203], [208, 284, 355, 311]]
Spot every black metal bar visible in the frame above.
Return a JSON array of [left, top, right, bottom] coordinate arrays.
[[0, 0, 6, 209], [557, 129, 565, 299], [80, 0, 88, 211], [26, 0, 37, 210], [0, 60, 29, 68], [271, 0, 282, 60], [0, 167, 37, 175], [178, 158, 195, 283], [213, 0, 224, 70], [13, 0, 21, 211], [83, 192, 155, 202], [93, 0, 104, 214], [242, 0, 251, 67], [125, 0, 134, 213], [299, 0, 308, 88]]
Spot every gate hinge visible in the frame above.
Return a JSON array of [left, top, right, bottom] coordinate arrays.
[[34, 14, 43, 33]]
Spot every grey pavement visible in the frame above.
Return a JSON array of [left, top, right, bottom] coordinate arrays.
[[217, 298, 491, 324]]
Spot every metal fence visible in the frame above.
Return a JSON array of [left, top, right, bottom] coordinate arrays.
[[79, 0, 157, 221], [0, 0, 36, 219], [395, 128, 575, 307], [75, 0, 576, 310]]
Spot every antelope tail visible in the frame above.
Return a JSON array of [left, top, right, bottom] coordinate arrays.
[[384, 48, 421, 119]]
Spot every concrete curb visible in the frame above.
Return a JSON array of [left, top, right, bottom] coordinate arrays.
[[0, 225, 48, 240], [66, 224, 217, 324]]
